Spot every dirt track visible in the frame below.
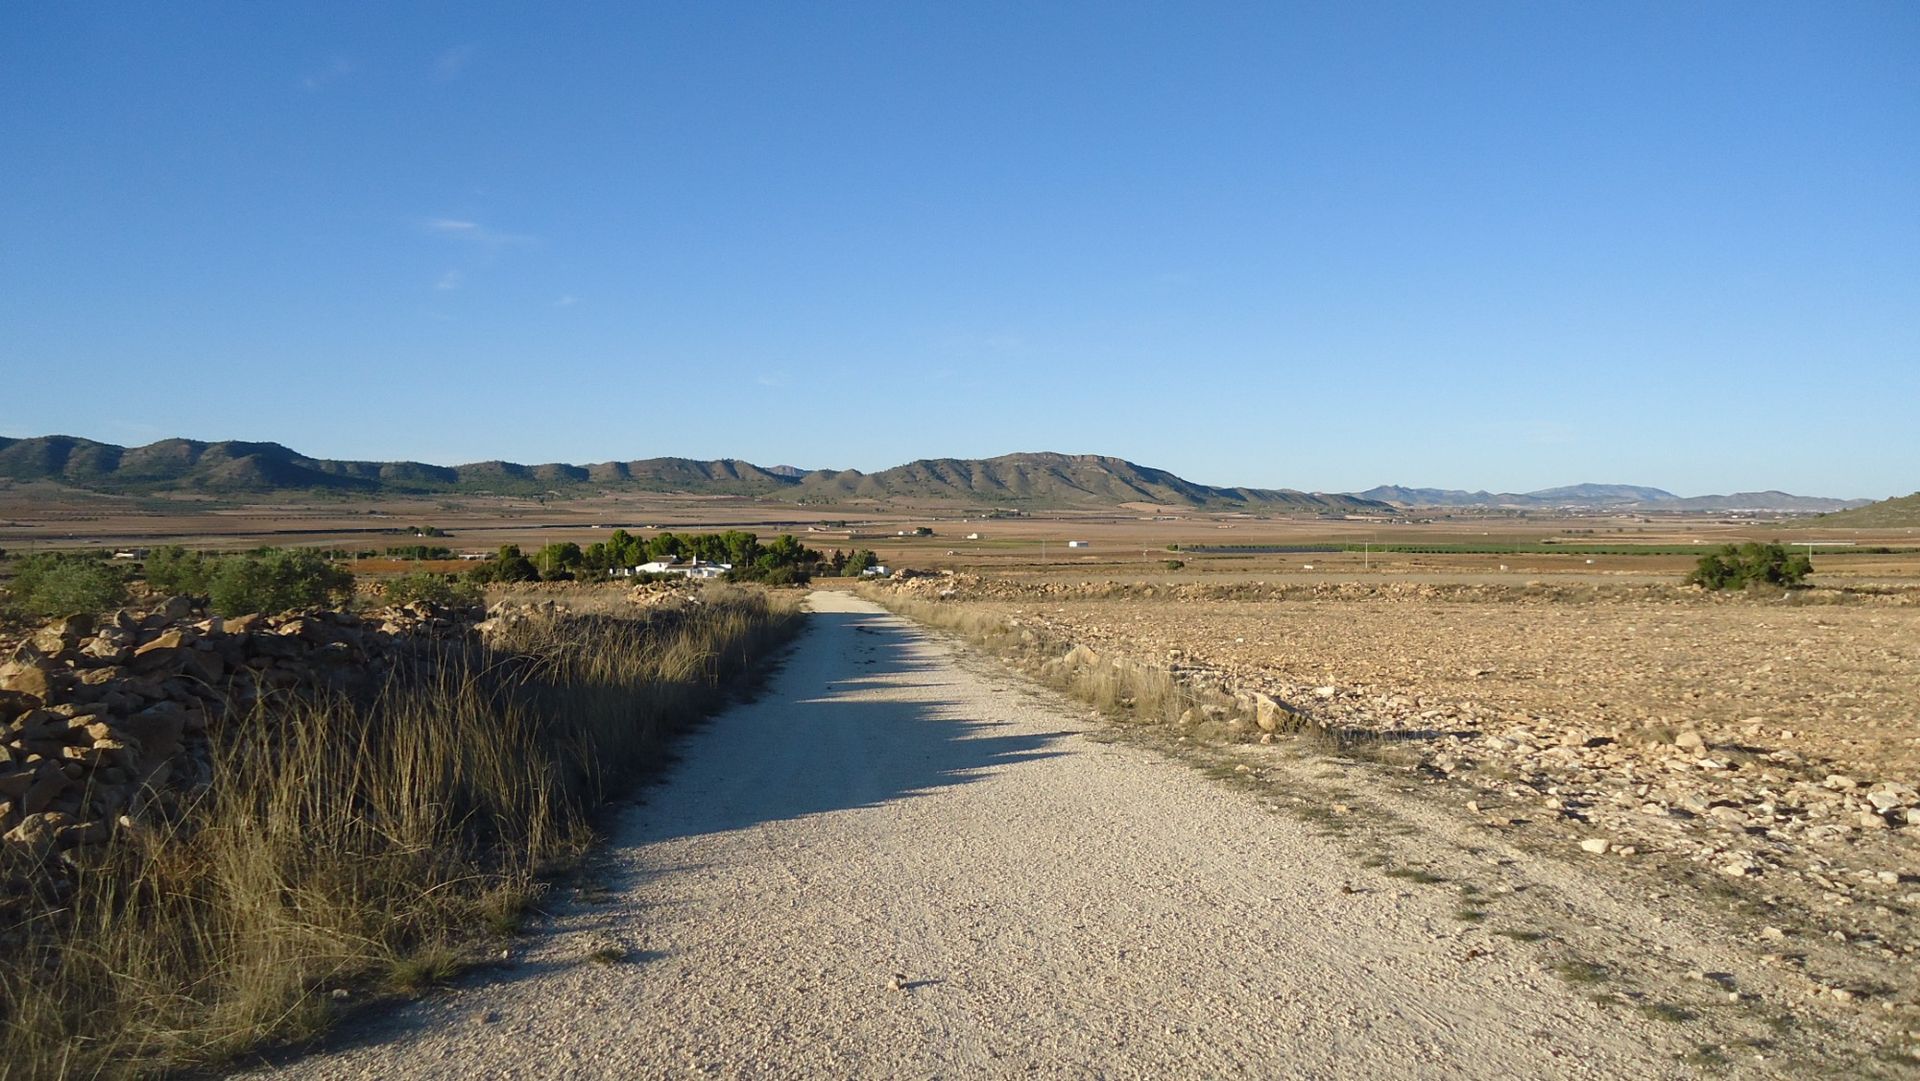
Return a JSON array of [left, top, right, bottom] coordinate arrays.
[[247, 593, 1779, 1079]]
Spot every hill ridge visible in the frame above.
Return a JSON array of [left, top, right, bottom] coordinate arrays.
[[0, 436, 1384, 512]]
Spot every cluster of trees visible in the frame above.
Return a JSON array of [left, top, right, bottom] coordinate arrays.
[[382, 545, 454, 561], [0, 529, 873, 622], [1686, 542, 1814, 591], [0, 547, 357, 620], [580, 529, 766, 572], [463, 532, 841, 586]]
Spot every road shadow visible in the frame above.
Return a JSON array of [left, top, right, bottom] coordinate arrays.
[[627, 606, 1073, 845], [231, 600, 1073, 1074]]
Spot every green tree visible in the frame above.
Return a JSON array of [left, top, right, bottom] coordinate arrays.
[[1686, 542, 1813, 591], [534, 542, 584, 578], [489, 545, 540, 583], [845, 549, 878, 575], [645, 532, 684, 562], [721, 531, 760, 567], [608, 529, 644, 567]]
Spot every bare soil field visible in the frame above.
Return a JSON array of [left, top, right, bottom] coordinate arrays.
[[8, 482, 1916, 584], [869, 574, 1920, 1064]]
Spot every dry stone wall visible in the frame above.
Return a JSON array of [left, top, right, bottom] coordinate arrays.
[[0, 597, 484, 872]]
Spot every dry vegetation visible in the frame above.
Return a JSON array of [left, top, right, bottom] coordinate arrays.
[[0, 585, 801, 1080]]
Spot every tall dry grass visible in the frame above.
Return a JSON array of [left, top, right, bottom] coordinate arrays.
[[858, 588, 1251, 737], [0, 584, 801, 1080]]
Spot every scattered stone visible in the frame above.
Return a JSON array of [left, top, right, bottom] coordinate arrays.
[[1580, 838, 1611, 854]]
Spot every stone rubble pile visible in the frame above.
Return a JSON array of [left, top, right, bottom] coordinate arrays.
[[0, 596, 487, 869]]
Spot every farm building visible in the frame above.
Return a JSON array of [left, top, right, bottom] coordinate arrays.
[[614, 558, 733, 580]]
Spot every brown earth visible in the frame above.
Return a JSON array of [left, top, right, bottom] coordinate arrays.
[[867, 574, 1920, 1056]]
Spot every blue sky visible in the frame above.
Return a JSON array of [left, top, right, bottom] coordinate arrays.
[[2, 3, 1914, 497]]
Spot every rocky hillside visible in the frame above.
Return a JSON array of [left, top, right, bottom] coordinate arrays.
[[1814, 491, 1920, 527], [793, 453, 1381, 510], [0, 436, 1386, 512]]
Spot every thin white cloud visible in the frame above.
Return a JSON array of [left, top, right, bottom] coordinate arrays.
[[421, 218, 535, 247], [302, 56, 355, 92], [554, 295, 580, 307], [435, 270, 464, 291], [435, 44, 478, 81]]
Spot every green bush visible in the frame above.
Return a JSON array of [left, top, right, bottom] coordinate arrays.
[[3, 553, 129, 618], [207, 549, 354, 616], [383, 571, 481, 608], [143, 545, 214, 595], [1686, 542, 1813, 591], [1163, 559, 1185, 571]]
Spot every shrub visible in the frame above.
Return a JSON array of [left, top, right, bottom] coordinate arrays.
[[207, 549, 354, 616], [383, 572, 481, 608], [3, 553, 129, 618], [1163, 560, 1185, 571], [1686, 542, 1813, 591], [142, 545, 213, 595]]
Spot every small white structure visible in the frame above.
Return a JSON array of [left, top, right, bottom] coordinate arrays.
[[965, 532, 981, 540], [616, 558, 733, 580], [1066, 540, 1089, 549], [860, 565, 891, 578]]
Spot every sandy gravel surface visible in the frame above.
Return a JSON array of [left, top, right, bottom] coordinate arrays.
[[248, 592, 1717, 1080]]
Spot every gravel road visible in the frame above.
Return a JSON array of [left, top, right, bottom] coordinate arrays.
[[250, 591, 1701, 1080]]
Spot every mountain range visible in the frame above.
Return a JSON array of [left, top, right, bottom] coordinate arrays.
[[0, 436, 1385, 512], [1355, 484, 1870, 513], [0, 435, 1879, 515]]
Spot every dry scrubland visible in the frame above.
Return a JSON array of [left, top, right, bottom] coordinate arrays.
[[862, 574, 1920, 1069], [0, 581, 800, 1080]]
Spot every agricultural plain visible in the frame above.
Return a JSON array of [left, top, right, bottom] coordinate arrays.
[[7, 485, 1920, 1073]]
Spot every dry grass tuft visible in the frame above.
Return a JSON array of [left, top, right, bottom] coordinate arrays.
[[0, 586, 801, 1080]]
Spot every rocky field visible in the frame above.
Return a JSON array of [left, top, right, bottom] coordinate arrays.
[[871, 575, 1920, 1025]]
